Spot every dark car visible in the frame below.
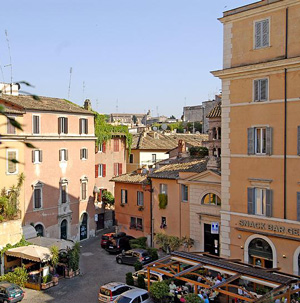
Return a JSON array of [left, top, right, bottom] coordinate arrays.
[[105, 232, 135, 254], [0, 282, 24, 303], [116, 249, 152, 266], [101, 233, 115, 248]]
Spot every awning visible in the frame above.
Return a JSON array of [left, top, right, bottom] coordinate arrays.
[[22, 225, 37, 240], [5, 245, 52, 262], [29, 237, 74, 250]]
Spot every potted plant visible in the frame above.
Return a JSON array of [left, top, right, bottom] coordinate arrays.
[[41, 274, 53, 290]]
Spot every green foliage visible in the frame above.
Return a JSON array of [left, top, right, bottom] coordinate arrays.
[[147, 248, 159, 261], [189, 147, 208, 157], [129, 237, 147, 249], [67, 242, 80, 271], [137, 274, 146, 289], [132, 115, 138, 124], [1, 236, 31, 256], [158, 194, 168, 209], [0, 265, 28, 287], [168, 236, 182, 252], [154, 233, 183, 252], [102, 190, 115, 206], [50, 245, 59, 268], [42, 274, 53, 284], [126, 272, 134, 286], [149, 281, 171, 303], [94, 112, 133, 154], [134, 261, 143, 271], [185, 293, 202, 303], [169, 115, 176, 119], [181, 236, 195, 251]]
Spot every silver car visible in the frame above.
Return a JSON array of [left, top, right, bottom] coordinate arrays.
[[98, 282, 132, 302], [114, 288, 153, 303]]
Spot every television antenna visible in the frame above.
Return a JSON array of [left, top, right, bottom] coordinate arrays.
[[152, 126, 158, 131], [67, 67, 72, 100], [4, 30, 13, 84]]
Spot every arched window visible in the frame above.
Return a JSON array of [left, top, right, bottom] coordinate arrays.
[[248, 238, 273, 268], [201, 193, 221, 206], [61, 219, 68, 240], [35, 224, 44, 237]]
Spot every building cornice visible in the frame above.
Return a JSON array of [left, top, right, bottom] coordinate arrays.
[[211, 56, 300, 79]]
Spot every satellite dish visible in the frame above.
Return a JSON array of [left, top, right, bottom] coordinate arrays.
[[196, 131, 200, 134], [161, 124, 167, 130], [153, 126, 158, 131]]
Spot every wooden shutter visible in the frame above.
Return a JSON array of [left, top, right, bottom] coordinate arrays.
[[58, 117, 61, 134], [266, 189, 273, 217], [254, 80, 259, 101], [114, 163, 118, 176], [103, 164, 106, 177], [86, 148, 88, 159], [103, 142, 106, 153], [125, 190, 128, 203], [95, 144, 99, 153], [80, 149, 83, 159], [39, 150, 43, 163], [297, 126, 300, 155], [65, 149, 68, 161], [255, 21, 262, 48], [65, 118, 68, 134], [32, 150, 35, 163], [262, 19, 269, 47], [297, 192, 300, 221], [247, 128, 255, 155], [79, 119, 82, 134], [247, 187, 255, 214], [266, 127, 273, 155], [260, 79, 268, 101], [95, 165, 98, 178], [8, 151, 16, 173], [118, 163, 122, 175], [59, 150, 62, 161], [85, 119, 88, 134]]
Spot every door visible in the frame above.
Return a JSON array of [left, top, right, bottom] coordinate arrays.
[[122, 251, 135, 264], [204, 223, 219, 256], [97, 213, 104, 230], [80, 213, 88, 240], [61, 219, 67, 240]]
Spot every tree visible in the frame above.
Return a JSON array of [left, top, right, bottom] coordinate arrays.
[[50, 245, 59, 274], [150, 281, 171, 303], [169, 115, 176, 119], [132, 115, 138, 124]]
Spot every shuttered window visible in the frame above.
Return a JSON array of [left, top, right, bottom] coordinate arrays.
[[58, 117, 68, 134], [121, 189, 128, 204], [34, 188, 42, 209], [96, 164, 106, 178], [7, 117, 16, 134], [59, 149, 68, 161], [81, 182, 87, 200], [7, 150, 17, 174], [248, 127, 272, 155], [80, 148, 88, 160], [160, 184, 168, 195], [137, 191, 144, 206], [32, 150, 42, 163], [61, 185, 67, 203], [254, 79, 268, 102], [248, 187, 272, 217], [33, 115, 40, 134], [255, 19, 269, 49], [113, 139, 120, 152], [79, 118, 88, 134], [114, 163, 122, 176], [181, 185, 188, 202]]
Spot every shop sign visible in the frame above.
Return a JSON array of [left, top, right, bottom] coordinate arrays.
[[239, 219, 300, 237], [211, 222, 219, 234]]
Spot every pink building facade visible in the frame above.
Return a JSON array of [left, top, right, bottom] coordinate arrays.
[[0, 95, 96, 241]]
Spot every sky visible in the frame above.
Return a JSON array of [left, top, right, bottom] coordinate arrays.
[[0, 0, 254, 118]]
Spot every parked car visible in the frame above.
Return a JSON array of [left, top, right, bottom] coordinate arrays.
[[101, 233, 115, 248], [98, 282, 133, 302], [114, 288, 153, 303], [105, 233, 135, 254], [116, 249, 152, 266], [132, 269, 169, 285], [0, 282, 25, 303]]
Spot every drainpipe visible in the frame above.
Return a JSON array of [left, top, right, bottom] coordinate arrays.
[[283, 8, 288, 219]]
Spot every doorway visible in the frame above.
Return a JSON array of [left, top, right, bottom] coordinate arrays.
[[80, 213, 88, 240], [96, 214, 104, 230], [204, 223, 219, 256], [248, 238, 273, 268], [60, 219, 68, 240]]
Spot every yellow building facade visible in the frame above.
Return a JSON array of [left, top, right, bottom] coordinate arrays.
[[213, 0, 300, 275]]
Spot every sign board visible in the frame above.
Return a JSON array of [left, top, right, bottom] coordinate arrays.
[[211, 222, 219, 234], [94, 214, 98, 222]]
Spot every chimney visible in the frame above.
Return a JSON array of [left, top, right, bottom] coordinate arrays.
[[178, 140, 188, 158], [84, 99, 92, 111], [0, 82, 20, 96]]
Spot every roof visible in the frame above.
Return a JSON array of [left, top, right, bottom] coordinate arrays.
[[0, 94, 93, 115], [121, 288, 148, 298], [5, 245, 52, 262], [132, 132, 208, 150], [207, 101, 221, 118], [29, 236, 74, 250], [111, 171, 149, 184], [149, 157, 208, 180], [1, 104, 25, 114]]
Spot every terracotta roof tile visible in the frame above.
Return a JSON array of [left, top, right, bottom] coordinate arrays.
[[111, 172, 149, 184], [0, 95, 93, 115], [132, 133, 208, 150], [207, 101, 221, 118]]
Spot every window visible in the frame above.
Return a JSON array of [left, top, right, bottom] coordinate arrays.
[[7, 117, 16, 134], [152, 154, 157, 163], [59, 149, 68, 161], [97, 188, 107, 202], [35, 224, 44, 237], [113, 138, 120, 152], [181, 185, 188, 202], [80, 148, 88, 160], [160, 217, 167, 229], [81, 181, 87, 200], [121, 189, 128, 204], [34, 188, 42, 209], [130, 217, 143, 231], [79, 118, 88, 134], [202, 193, 221, 206], [61, 184, 67, 203], [32, 150, 42, 164], [248, 127, 272, 155], [160, 184, 168, 195], [254, 19, 269, 49], [254, 79, 268, 102], [114, 163, 122, 176], [248, 187, 272, 217], [141, 293, 149, 301], [95, 164, 106, 178], [98, 142, 106, 153], [58, 117, 68, 134], [7, 150, 17, 174], [137, 191, 144, 206], [129, 153, 134, 163], [33, 115, 40, 134]]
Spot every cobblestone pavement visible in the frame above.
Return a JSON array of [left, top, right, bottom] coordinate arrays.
[[23, 229, 132, 303]]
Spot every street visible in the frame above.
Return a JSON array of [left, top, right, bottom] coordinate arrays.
[[23, 231, 131, 303]]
